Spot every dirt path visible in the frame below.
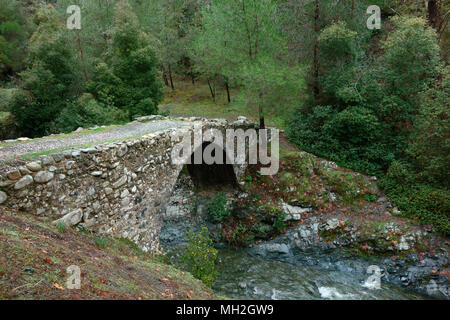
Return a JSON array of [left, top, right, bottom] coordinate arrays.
[[0, 120, 191, 160]]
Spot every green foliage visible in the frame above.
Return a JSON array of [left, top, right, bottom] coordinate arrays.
[[381, 17, 440, 101], [191, 0, 304, 122], [87, 0, 163, 121], [0, 0, 29, 79], [9, 5, 81, 137], [207, 192, 230, 223], [54, 94, 127, 133], [287, 16, 441, 175], [380, 67, 450, 235], [94, 236, 108, 249], [57, 221, 66, 233], [407, 67, 450, 188], [381, 175, 450, 236], [181, 226, 218, 287], [318, 21, 357, 64], [272, 210, 287, 233]]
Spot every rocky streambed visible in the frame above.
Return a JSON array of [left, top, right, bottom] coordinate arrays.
[[160, 173, 449, 300]]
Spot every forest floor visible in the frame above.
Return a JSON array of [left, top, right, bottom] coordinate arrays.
[[160, 79, 290, 129], [0, 209, 215, 300]]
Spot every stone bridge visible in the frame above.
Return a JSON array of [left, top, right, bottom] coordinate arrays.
[[0, 116, 257, 253]]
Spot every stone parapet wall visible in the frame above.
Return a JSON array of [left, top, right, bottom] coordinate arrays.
[[0, 116, 256, 253]]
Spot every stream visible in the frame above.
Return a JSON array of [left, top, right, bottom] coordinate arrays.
[[160, 177, 437, 300], [162, 238, 431, 300]]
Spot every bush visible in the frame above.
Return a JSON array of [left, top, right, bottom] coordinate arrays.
[[181, 226, 218, 287], [54, 95, 127, 133], [207, 192, 230, 223], [287, 105, 394, 175], [382, 181, 450, 236]]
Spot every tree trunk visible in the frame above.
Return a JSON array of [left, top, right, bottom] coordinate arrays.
[[350, 0, 355, 19], [163, 71, 169, 87], [207, 79, 216, 102], [191, 69, 195, 85], [225, 81, 231, 103], [259, 91, 265, 129], [313, 0, 320, 103], [428, 0, 438, 28], [77, 35, 88, 82], [168, 64, 175, 91]]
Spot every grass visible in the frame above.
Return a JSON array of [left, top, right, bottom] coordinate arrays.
[[0, 209, 216, 300], [160, 79, 291, 130]]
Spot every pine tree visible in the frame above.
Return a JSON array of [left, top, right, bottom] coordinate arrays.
[[9, 4, 80, 137]]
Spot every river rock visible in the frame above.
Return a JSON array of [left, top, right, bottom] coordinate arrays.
[[52, 209, 83, 227], [34, 171, 54, 183], [251, 243, 291, 259], [113, 176, 127, 189], [14, 175, 33, 190], [26, 162, 42, 172], [6, 170, 21, 181], [0, 191, 7, 204]]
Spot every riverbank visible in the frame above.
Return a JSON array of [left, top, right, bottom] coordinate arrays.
[[160, 149, 449, 299]]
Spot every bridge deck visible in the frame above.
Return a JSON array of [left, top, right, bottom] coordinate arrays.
[[0, 119, 192, 160]]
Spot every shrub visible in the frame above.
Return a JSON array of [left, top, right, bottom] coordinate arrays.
[[207, 192, 230, 223], [9, 5, 81, 137], [94, 236, 108, 249], [181, 226, 218, 287], [382, 182, 450, 236], [272, 210, 287, 233]]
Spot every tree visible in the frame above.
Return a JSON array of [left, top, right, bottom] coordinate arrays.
[[407, 66, 450, 187], [87, 0, 163, 121], [9, 4, 81, 137], [193, 0, 302, 127], [0, 0, 30, 80]]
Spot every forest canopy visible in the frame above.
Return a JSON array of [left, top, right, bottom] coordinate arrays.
[[0, 0, 449, 234]]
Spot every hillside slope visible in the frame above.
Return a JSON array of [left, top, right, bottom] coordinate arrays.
[[0, 210, 215, 300]]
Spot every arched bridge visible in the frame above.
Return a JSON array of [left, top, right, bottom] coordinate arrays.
[[0, 116, 258, 252]]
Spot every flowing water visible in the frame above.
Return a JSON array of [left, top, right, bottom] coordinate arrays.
[[163, 244, 431, 300]]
